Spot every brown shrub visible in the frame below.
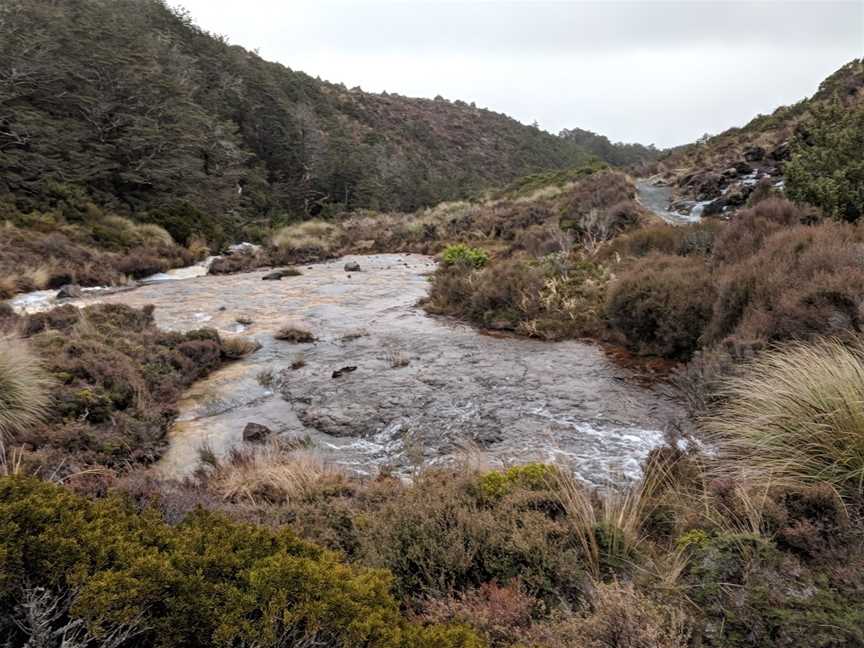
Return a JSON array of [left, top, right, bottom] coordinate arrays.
[[711, 197, 820, 266], [705, 221, 864, 346], [15, 304, 232, 473], [420, 581, 536, 646], [523, 582, 690, 648], [605, 254, 716, 359], [607, 221, 724, 259]]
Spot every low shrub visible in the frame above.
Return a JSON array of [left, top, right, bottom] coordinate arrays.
[[605, 255, 716, 359], [0, 476, 482, 648], [441, 244, 490, 269], [706, 220, 864, 347], [14, 304, 234, 472]]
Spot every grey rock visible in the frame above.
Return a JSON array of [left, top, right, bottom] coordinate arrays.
[[344, 261, 361, 272], [331, 366, 358, 379], [56, 284, 83, 299], [242, 422, 272, 443]]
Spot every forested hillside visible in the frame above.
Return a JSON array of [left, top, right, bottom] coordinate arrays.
[[0, 0, 599, 227]]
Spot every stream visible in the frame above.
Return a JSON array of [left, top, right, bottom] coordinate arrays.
[[11, 253, 680, 482], [636, 179, 704, 224]]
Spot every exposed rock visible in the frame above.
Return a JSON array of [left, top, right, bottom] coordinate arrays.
[[262, 268, 301, 281], [344, 261, 361, 272], [242, 422, 272, 443], [236, 316, 254, 325], [331, 366, 357, 379], [744, 146, 766, 162], [227, 242, 260, 256], [702, 200, 726, 217], [56, 284, 83, 299], [770, 141, 791, 162], [733, 161, 753, 175]]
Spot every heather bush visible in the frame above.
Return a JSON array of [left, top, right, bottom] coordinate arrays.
[[0, 476, 482, 648], [15, 304, 234, 472], [705, 221, 864, 347], [605, 255, 715, 359]]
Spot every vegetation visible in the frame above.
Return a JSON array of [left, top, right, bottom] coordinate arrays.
[[704, 339, 864, 498], [0, 338, 53, 439], [1, 304, 244, 475], [786, 100, 864, 221], [0, 476, 482, 648], [0, 0, 597, 227], [441, 244, 490, 269]]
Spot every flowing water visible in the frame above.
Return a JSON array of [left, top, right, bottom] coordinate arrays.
[[636, 179, 703, 224], [13, 254, 680, 482]]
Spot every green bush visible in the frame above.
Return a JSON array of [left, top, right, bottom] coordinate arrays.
[[0, 476, 482, 648], [441, 244, 490, 269], [786, 100, 864, 222]]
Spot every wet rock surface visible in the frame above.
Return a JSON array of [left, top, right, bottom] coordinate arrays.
[[64, 254, 679, 482]]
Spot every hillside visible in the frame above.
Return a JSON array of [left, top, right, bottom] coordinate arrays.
[[655, 58, 864, 216], [0, 0, 599, 228]]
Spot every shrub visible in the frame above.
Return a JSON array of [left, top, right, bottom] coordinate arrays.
[[706, 221, 864, 347], [711, 198, 817, 266], [0, 476, 482, 648], [702, 339, 864, 499], [786, 100, 864, 221], [358, 470, 584, 605], [15, 304, 234, 472], [605, 255, 716, 359], [0, 338, 54, 439], [441, 244, 489, 269]]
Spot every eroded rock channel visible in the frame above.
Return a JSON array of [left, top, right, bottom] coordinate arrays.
[[66, 254, 680, 482]]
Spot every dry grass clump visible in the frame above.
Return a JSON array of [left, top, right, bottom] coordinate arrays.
[[271, 220, 343, 261], [274, 321, 316, 343], [702, 339, 864, 499], [525, 581, 690, 648], [203, 440, 344, 504], [220, 336, 261, 359], [0, 338, 54, 439]]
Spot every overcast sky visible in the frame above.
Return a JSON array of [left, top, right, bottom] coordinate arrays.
[[173, 0, 863, 148]]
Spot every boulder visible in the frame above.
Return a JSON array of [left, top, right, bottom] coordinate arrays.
[[733, 161, 753, 175], [744, 146, 766, 162], [242, 422, 272, 443], [331, 366, 357, 379], [770, 141, 791, 162], [56, 284, 83, 299], [262, 268, 300, 281], [344, 261, 361, 272]]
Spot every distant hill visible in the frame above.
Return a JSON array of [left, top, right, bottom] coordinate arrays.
[[559, 127, 661, 167], [0, 0, 606, 228]]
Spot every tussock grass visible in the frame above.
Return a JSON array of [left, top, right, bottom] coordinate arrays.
[[0, 337, 54, 439], [702, 339, 864, 498], [204, 440, 343, 504], [220, 336, 261, 359], [553, 469, 666, 579], [272, 220, 341, 255], [274, 321, 315, 343]]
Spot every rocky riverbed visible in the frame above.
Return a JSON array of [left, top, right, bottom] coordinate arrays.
[[16, 254, 682, 482]]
